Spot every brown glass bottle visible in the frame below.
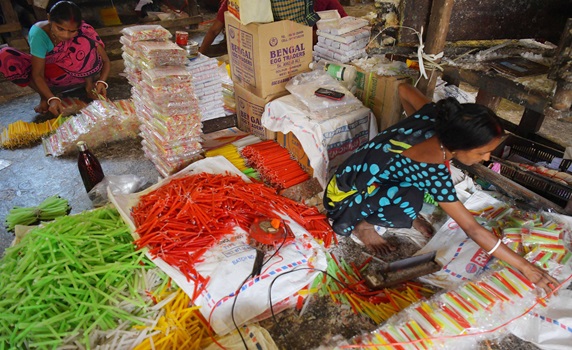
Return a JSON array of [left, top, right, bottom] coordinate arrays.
[[77, 141, 105, 193]]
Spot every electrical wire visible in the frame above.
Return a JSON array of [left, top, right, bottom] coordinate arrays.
[[228, 220, 291, 350], [266, 263, 380, 341], [230, 274, 252, 350]]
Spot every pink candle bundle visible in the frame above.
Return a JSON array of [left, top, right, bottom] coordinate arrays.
[[241, 140, 310, 190]]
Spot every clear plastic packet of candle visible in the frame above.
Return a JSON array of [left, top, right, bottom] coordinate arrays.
[[120, 25, 172, 41], [142, 66, 193, 86]]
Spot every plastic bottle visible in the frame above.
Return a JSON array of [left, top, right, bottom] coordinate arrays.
[[309, 59, 357, 86], [77, 141, 105, 193]]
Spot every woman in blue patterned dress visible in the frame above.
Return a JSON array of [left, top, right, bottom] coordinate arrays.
[[324, 83, 558, 294]]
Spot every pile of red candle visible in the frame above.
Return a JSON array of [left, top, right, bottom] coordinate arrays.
[[241, 140, 310, 190], [131, 173, 335, 296]]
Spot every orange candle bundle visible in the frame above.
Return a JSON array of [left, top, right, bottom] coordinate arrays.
[[241, 140, 310, 189]]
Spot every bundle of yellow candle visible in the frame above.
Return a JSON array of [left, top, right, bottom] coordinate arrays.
[[133, 288, 214, 350], [204, 143, 259, 178], [0, 115, 65, 149], [309, 253, 434, 324]]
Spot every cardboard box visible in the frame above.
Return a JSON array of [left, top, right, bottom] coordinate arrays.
[[234, 84, 287, 140], [225, 12, 313, 98], [275, 131, 314, 176], [353, 67, 411, 131]]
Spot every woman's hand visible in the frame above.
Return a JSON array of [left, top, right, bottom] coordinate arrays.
[[439, 201, 561, 297], [48, 97, 63, 116], [520, 261, 560, 296], [95, 80, 107, 98], [85, 81, 98, 100]]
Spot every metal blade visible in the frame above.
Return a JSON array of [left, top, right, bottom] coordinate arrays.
[[386, 251, 437, 272]]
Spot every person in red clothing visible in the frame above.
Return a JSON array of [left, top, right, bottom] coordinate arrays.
[[199, 0, 348, 55]]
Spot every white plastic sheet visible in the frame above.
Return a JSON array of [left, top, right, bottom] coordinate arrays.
[[416, 191, 504, 289], [109, 156, 327, 335], [508, 289, 572, 349]]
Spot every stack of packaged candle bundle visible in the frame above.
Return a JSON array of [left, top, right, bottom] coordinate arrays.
[[43, 99, 138, 156], [119, 25, 174, 86], [186, 53, 226, 121], [134, 66, 203, 177], [314, 16, 371, 63], [120, 25, 204, 176]]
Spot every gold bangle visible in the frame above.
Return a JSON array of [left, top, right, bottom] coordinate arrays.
[[47, 96, 61, 105], [96, 80, 108, 89]]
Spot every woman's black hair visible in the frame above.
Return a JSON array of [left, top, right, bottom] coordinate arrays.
[[49, 1, 82, 24], [434, 97, 505, 151]]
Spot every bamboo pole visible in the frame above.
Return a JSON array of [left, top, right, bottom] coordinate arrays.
[[417, 0, 455, 98]]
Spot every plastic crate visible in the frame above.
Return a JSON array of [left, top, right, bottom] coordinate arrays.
[[491, 133, 572, 207], [494, 134, 572, 172], [492, 157, 572, 207]]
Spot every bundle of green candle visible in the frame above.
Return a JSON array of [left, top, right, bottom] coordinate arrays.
[[4, 195, 71, 231], [0, 207, 169, 349]]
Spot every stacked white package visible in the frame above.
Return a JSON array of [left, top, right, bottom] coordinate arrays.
[[186, 54, 226, 122], [314, 17, 371, 63], [120, 25, 204, 177]]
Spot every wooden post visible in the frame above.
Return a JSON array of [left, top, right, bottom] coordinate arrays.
[[416, 0, 455, 99], [515, 108, 545, 139], [547, 18, 572, 115], [0, 0, 28, 50], [476, 89, 502, 112], [455, 162, 566, 214]]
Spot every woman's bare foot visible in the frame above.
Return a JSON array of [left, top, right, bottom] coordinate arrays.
[[412, 216, 434, 238], [34, 99, 48, 114], [353, 220, 396, 255]]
